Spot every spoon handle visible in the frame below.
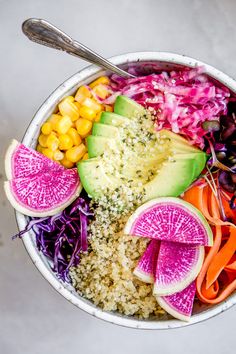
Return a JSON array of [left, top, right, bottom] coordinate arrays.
[[22, 18, 134, 78]]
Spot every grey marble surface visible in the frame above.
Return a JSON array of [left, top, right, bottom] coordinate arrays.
[[1, 0, 236, 353]]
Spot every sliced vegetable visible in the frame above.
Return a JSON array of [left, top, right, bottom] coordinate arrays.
[[4, 140, 82, 217], [124, 197, 213, 246], [156, 282, 196, 322], [206, 227, 236, 288], [153, 241, 204, 296], [133, 240, 159, 283]]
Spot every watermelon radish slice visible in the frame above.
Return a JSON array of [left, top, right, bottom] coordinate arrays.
[[133, 240, 159, 283], [4, 140, 82, 217], [5, 139, 64, 180], [153, 241, 204, 296], [124, 197, 213, 246], [156, 281, 196, 322]]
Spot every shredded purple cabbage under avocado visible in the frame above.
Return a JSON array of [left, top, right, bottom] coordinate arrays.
[[13, 197, 92, 282]]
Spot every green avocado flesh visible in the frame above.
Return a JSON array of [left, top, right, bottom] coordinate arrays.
[[92, 123, 120, 139], [100, 112, 131, 127], [174, 153, 206, 179], [78, 95, 206, 200], [78, 157, 196, 201], [77, 158, 119, 198], [159, 129, 196, 147], [87, 136, 116, 158], [114, 95, 145, 117], [144, 159, 196, 200]]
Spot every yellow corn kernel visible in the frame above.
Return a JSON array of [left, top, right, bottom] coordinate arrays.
[[60, 157, 74, 168], [92, 84, 109, 99], [94, 111, 102, 122], [58, 99, 79, 122], [64, 96, 74, 102], [42, 148, 54, 159], [38, 134, 48, 148], [67, 127, 82, 146], [54, 149, 64, 161], [75, 85, 91, 104], [75, 118, 92, 137], [58, 134, 73, 150], [104, 104, 113, 112], [74, 101, 81, 110], [36, 144, 43, 153], [79, 106, 96, 121], [47, 114, 61, 130], [55, 115, 72, 134], [82, 97, 102, 113], [82, 153, 89, 160], [41, 122, 52, 135], [66, 144, 87, 163], [89, 76, 110, 89], [46, 133, 59, 151]]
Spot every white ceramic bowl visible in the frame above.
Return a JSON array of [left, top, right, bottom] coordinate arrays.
[[16, 52, 236, 329]]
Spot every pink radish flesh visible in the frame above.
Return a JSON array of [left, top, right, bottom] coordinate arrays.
[[4, 140, 82, 217], [5, 139, 64, 179], [133, 240, 159, 283], [156, 281, 196, 321], [7, 168, 80, 212], [125, 198, 213, 246], [153, 241, 204, 296]]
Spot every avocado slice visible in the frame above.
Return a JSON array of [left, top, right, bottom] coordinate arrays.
[[87, 135, 116, 158], [144, 159, 196, 201], [92, 123, 120, 139], [114, 95, 145, 118], [77, 157, 119, 198], [160, 129, 201, 152], [87, 136, 166, 177], [174, 152, 207, 179], [100, 112, 130, 127], [169, 140, 202, 154], [78, 157, 196, 201]]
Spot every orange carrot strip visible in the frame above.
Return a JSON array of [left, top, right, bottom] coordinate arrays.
[[197, 279, 236, 304], [184, 183, 235, 227], [206, 226, 236, 288], [196, 225, 222, 300], [182, 185, 204, 210], [184, 183, 236, 304], [196, 189, 236, 303], [183, 185, 219, 224], [225, 255, 236, 272], [199, 186, 223, 225], [201, 280, 219, 299]]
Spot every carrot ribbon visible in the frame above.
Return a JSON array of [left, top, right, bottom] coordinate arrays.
[[183, 183, 236, 304]]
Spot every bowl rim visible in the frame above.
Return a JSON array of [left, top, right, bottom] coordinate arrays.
[[16, 51, 236, 330]]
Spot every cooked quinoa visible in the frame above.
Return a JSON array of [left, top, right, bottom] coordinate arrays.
[[70, 110, 169, 319], [70, 234, 166, 318]]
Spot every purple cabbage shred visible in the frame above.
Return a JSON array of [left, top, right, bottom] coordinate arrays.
[[13, 197, 93, 282]]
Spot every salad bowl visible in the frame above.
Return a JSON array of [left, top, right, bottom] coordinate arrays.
[[16, 51, 236, 329]]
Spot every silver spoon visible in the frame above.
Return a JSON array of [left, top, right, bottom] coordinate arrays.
[[22, 18, 135, 78]]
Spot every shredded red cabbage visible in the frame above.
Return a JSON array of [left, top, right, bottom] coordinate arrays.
[[13, 197, 93, 282], [96, 66, 230, 149]]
